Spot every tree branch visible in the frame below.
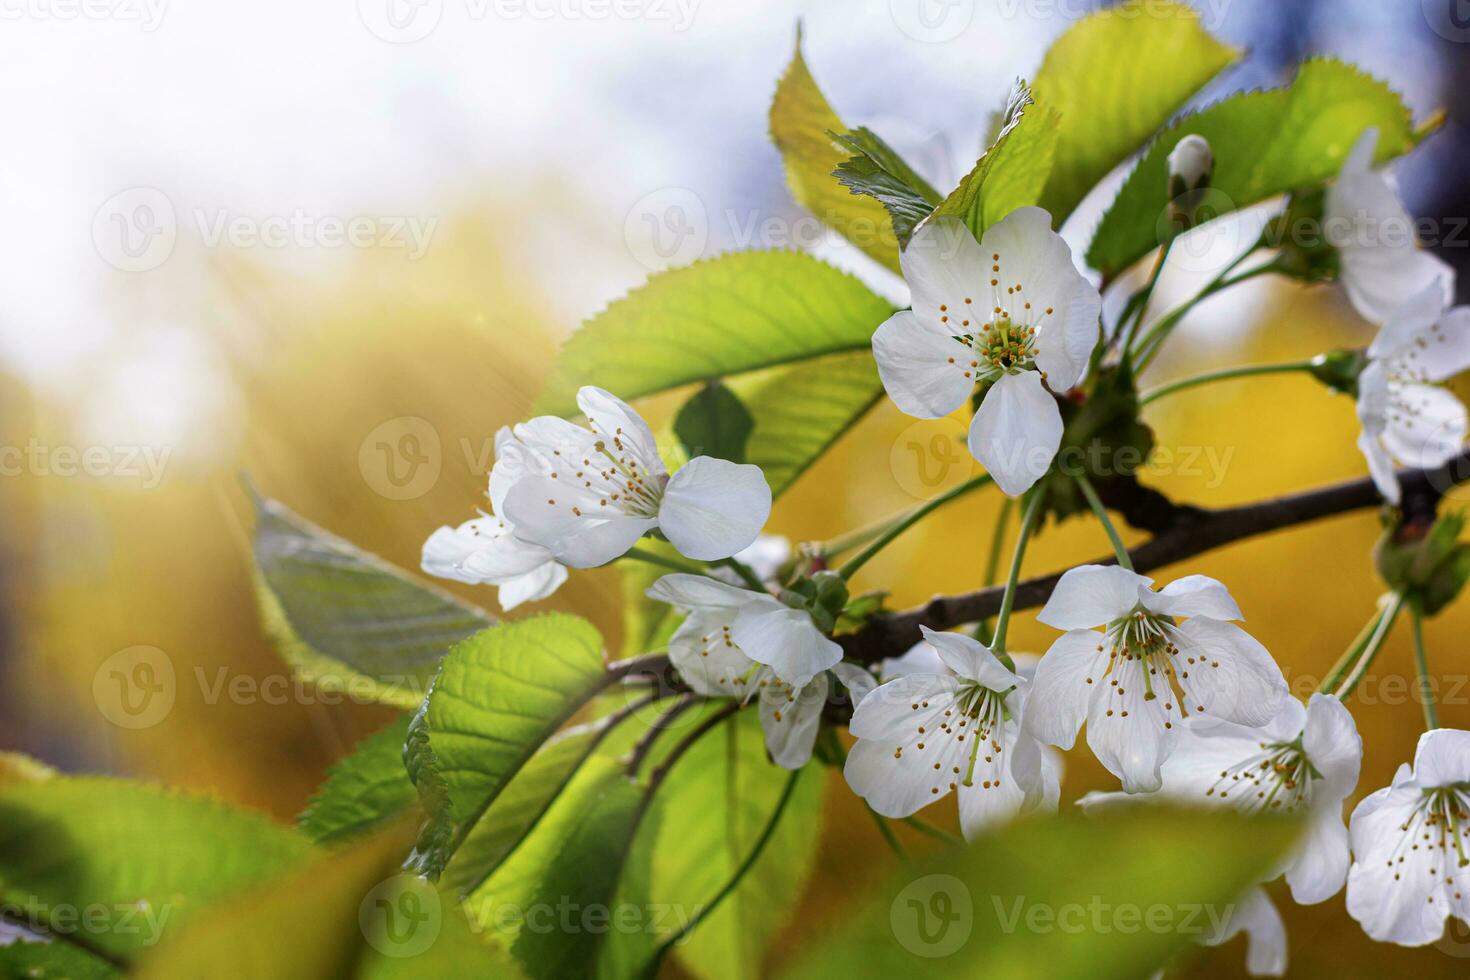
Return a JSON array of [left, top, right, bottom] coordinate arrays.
[[835, 448, 1470, 664]]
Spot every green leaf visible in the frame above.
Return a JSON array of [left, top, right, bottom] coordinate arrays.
[[131, 820, 519, 980], [299, 716, 416, 845], [405, 615, 611, 878], [832, 127, 942, 249], [1087, 58, 1417, 280], [0, 939, 122, 980], [1032, 0, 1240, 224], [933, 84, 1061, 240], [674, 382, 755, 464], [0, 778, 314, 963], [535, 250, 894, 417], [253, 493, 494, 709], [465, 755, 647, 980], [782, 806, 1299, 979], [769, 29, 902, 273], [730, 349, 886, 499], [604, 711, 825, 980]]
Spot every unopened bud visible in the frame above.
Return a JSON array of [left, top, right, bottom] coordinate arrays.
[[1166, 135, 1214, 232]]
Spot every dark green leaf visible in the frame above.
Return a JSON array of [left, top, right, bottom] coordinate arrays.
[[832, 127, 942, 249], [675, 383, 756, 464], [253, 493, 494, 709], [299, 716, 416, 845]]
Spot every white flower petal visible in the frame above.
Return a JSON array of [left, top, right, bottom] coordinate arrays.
[[1368, 283, 1456, 361], [900, 217, 990, 330], [1023, 629, 1106, 750], [496, 563, 568, 612], [1173, 617, 1287, 727], [919, 626, 1016, 692], [658, 456, 772, 562], [1417, 306, 1470, 382], [968, 369, 1062, 497], [1084, 655, 1175, 793], [956, 723, 1039, 840], [461, 533, 560, 583], [1347, 785, 1454, 945], [731, 598, 841, 689], [1144, 575, 1243, 621], [420, 518, 501, 585], [667, 608, 756, 698], [848, 673, 960, 741], [1381, 382, 1467, 471], [502, 475, 657, 567], [1037, 564, 1153, 629], [978, 206, 1099, 391], [844, 696, 970, 818], [1300, 693, 1362, 803], [1358, 429, 1402, 504], [831, 661, 878, 709], [872, 310, 976, 419], [575, 386, 666, 477], [1203, 887, 1287, 977], [1411, 728, 1470, 787], [760, 672, 827, 770], [645, 572, 757, 611], [881, 640, 948, 681], [1286, 810, 1351, 906]]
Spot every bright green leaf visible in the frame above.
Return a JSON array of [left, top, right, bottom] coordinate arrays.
[[0, 939, 121, 980], [1033, 0, 1240, 224], [769, 29, 902, 273], [782, 806, 1299, 979], [934, 84, 1061, 240], [535, 250, 894, 417], [299, 716, 416, 845], [832, 127, 942, 249], [1087, 58, 1417, 280], [405, 615, 611, 878], [674, 382, 755, 464], [253, 493, 494, 709], [603, 711, 825, 980], [0, 778, 313, 962]]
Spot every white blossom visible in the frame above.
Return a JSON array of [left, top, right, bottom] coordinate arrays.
[[1346, 728, 1470, 946], [421, 427, 568, 611], [1025, 565, 1288, 793], [844, 627, 1058, 839], [501, 386, 771, 567], [871, 208, 1101, 496]]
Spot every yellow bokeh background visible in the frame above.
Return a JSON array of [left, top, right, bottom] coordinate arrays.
[[4, 214, 1468, 977]]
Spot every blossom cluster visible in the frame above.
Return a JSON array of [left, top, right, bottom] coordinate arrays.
[[422, 126, 1470, 970]]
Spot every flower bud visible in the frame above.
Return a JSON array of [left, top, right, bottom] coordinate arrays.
[[1168, 135, 1213, 194], [1374, 511, 1470, 616], [1166, 135, 1214, 232], [1307, 348, 1368, 397]]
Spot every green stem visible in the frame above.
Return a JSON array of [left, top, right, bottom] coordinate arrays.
[[1072, 472, 1133, 571], [1137, 359, 1319, 407], [990, 478, 1050, 657], [653, 769, 801, 958], [904, 816, 963, 846], [866, 805, 907, 860], [714, 557, 766, 591], [622, 546, 707, 576], [974, 497, 1016, 644], [1318, 601, 1388, 694], [838, 473, 994, 580], [1337, 592, 1406, 701], [1132, 261, 1281, 373], [1119, 238, 1173, 355], [1411, 609, 1439, 730]]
